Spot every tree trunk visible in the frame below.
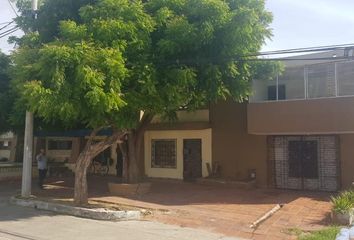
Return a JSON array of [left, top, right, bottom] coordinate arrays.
[[125, 113, 153, 183], [128, 132, 139, 183], [74, 148, 92, 205], [119, 141, 129, 183], [73, 129, 126, 205]]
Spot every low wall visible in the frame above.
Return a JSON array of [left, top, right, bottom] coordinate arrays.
[[0, 163, 38, 181]]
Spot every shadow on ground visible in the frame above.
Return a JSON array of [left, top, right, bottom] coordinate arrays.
[[0, 176, 334, 240]]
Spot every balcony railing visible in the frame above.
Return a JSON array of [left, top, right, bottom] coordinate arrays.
[[250, 60, 354, 102]]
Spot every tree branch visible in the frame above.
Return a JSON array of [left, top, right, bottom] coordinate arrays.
[[91, 130, 127, 158], [136, 112, 153, 143]]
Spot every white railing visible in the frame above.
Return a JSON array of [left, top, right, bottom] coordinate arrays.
[[250, 61, 354, 102]]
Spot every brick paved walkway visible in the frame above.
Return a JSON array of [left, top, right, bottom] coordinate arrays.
[[33, 177, 332, 240]]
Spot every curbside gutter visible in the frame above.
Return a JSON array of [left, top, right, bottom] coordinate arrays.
[[10, 196, 141, 221]]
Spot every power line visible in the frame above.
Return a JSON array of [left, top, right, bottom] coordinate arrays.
[[0, 27, 20, 39], [0, 21, 13, 26], [240, 56, 353, 62], [7, 0, 19, 17], [0, 26, 19, 36], [0, 21, 15, 32], [242, 43, 354, 58], [156, 44, 354, 66]]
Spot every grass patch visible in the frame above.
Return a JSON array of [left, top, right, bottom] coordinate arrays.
[[285, 226, 340, 240]]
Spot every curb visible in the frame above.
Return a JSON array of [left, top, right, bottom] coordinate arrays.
[[10, 196, 141, 221]]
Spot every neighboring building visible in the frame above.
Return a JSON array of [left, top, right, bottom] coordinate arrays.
[[0, 132, 17, 162], [144, 49, 354, 191], [34, 130, 120, 176]]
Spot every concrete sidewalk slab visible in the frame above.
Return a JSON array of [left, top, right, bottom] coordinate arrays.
[[10, 196, 141, 221]]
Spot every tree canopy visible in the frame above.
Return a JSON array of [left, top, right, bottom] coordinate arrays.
[[0, 52, 12, 134], [9, 0, 283, 204], [14, 0, 277, 131]]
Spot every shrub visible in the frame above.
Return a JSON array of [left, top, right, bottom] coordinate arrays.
[[331, 190, 354, 214]]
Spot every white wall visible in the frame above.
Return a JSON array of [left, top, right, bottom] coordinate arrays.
[[144, 129, 212, 179], [0, 132, 15, 161]]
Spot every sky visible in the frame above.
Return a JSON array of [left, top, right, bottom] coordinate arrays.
[[264, 0, 354, 51], [0, 0, 21, 53], [1, 0, 354, 53]]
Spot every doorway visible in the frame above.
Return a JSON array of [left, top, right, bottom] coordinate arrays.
[[183, 139, 202, 181], [271, 135, 339, 191], [288, 140, 318, 189]]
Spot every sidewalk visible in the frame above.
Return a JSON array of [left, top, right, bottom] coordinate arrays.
[[29, 177, 333, 240]]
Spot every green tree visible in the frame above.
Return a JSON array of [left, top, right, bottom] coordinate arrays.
[[13, 0, 279, 205], [0, 52, 12, 134]]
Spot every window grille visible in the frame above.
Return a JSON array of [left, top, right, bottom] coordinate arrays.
[[268, 135, 338, 191], [151, 139, 177, 168]]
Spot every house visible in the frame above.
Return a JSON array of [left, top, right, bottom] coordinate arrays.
[[143, 49, 354, 191]]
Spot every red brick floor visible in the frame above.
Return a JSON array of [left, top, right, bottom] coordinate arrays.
[[34, 177, 333, 240]]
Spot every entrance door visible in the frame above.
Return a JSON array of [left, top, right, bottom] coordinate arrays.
[[288, 140, 318, 189], [183, 139, 202, 181]]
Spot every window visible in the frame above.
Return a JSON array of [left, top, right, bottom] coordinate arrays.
[[0, 141, 11, 150], [151, 139, 177, 168], [48, 140, 72, 150]]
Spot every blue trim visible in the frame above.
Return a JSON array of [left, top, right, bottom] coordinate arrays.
[[34, 129, 113, 137]]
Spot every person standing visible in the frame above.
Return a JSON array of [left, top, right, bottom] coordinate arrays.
[[36, 149, 47, 189]]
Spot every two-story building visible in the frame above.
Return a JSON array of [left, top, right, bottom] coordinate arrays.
[[144, 50, 354, 191]]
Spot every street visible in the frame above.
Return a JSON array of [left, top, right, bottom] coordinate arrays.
[[0, 184, 240, 240]]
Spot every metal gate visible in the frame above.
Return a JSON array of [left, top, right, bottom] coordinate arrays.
[[269, 136, 339, 191]]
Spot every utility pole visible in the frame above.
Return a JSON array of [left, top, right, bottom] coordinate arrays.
[[21, 0, 37, 198]]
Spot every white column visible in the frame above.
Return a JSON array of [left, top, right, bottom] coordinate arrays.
[[21, 111, 34, 197]]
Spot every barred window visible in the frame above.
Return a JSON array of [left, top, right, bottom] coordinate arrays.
[[151, 139, 176, 168]]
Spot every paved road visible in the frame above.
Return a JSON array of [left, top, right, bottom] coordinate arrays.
[[0, 184, 241, 240]]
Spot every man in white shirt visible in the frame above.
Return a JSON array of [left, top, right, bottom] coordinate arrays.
[[36, 149, 48, 189]]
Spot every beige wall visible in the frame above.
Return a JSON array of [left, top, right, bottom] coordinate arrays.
[[248, 97, 354, 135], [144, 129, 212, 179], [210, 101, 268, 187], [151, 109, 209, 123], [340, 134, 354, 189], [0, 132, 16, 162], [0, 149, 11, 160], [45, 137, 74, 162], [0, 165, 38, 181]]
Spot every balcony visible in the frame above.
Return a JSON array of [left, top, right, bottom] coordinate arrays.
[[248, 60, 354, 135], [250, 60, 354, 102]]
